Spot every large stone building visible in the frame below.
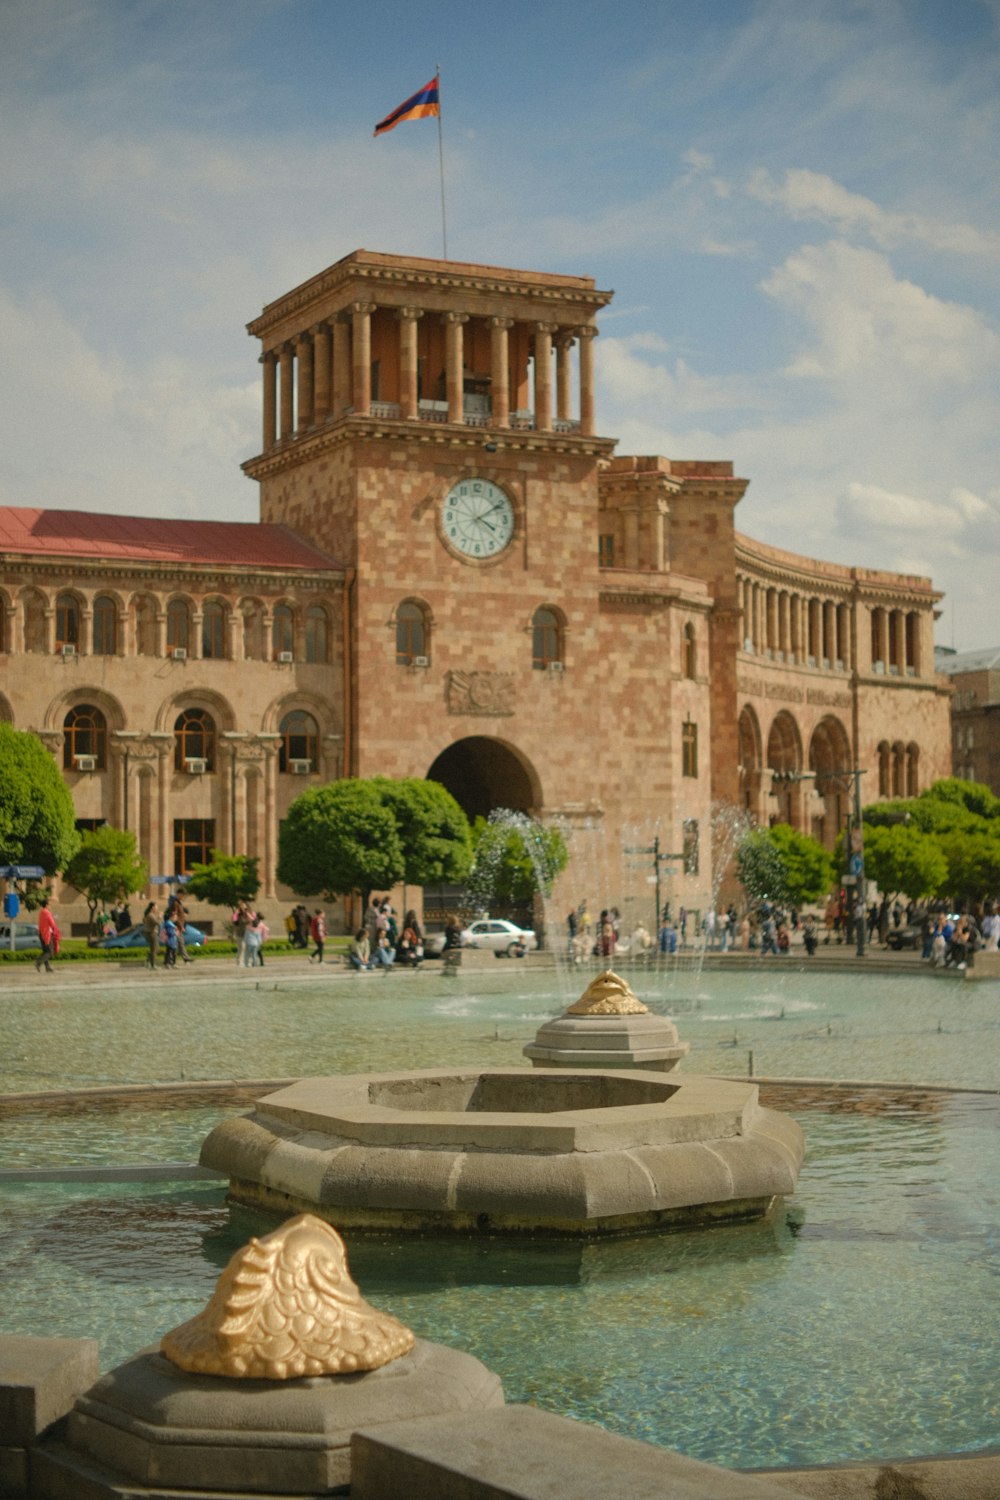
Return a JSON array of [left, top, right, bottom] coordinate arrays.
[[0, 249, 952, 933], [936, 646, 1000, 796]]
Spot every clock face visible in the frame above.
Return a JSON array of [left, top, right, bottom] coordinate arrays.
[[441, 479, 514, 560]]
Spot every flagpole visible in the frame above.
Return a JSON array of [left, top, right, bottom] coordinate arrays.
[[436, 64, 448, 259]]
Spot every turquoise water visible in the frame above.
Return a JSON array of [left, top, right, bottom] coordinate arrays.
[[2, 963, 999, 1092], [1, 965, 999, 1471]]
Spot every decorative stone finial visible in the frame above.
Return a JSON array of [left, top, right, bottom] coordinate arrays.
[[566, 969, 649, 1016], [161, 1213, 414, 1379]]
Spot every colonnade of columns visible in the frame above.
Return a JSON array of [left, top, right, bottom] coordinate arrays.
[[259, 304, 598, 449], [739, 578, 926, 677]]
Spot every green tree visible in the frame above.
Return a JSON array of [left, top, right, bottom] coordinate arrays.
[[734, 827, 789, 907], [0, 723, 80, 875], [468, 816, 569, 914], [277, 779, 404, 905], [768, 824, 836, 907], [933, 827, 1000, 909], [185, 851, 260, 914], [371, 778, 473, 889], [860, 823, 948, 904], [63, 827, 149, 939]]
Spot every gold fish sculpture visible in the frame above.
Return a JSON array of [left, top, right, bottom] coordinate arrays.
[[161, 1213, 415, 1379], [566, 969, 649, 1016]]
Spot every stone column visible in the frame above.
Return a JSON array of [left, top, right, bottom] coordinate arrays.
[[443, 311, 468, 424], [823, 600, 836, 665], [227, 609, 242, 663], [278, 344, 294, 440], [490, 317, 513, 428], [534, 323, 556, 433], [837, 603, 850, 667], [397, 308, 422, 420], [44, 606, 55, 655], [891, 609, 905, 674], [577, 326, 597, 436], [351, 302, 375, 417], [313, 323, 331, 424], [80, 605, 92, 656], [766, 589, 778, 654], [155, 739, 171, 877], [555, 333, 574, 423], [155, 611, 168, 658], [332, 317, 351, 416], [191, 610, 204, 661], [779, 591, 791, 657], [295, 332, 313, 433], [261, 351, 277, 451], [6, 602, 20, 654], [878, 608, 890, 671]]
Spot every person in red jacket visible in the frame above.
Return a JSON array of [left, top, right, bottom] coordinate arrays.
[[35, 898, 60, 973]]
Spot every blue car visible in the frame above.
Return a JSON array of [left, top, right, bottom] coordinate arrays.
[[99, 923, 205, 950]]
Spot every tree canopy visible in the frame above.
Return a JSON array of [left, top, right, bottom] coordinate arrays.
[[861, 776, 1000, 908], [370, 777, 472, 888], [185, 851, 260, 911], [767, 823, 837, 907], [0, 723, 80, 875], [277, 779, 405, 903], [468, 815, 569, 914], [63, 826, 149, 937], [860, 823, 948, 904]]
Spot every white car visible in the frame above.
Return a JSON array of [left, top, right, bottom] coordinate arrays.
[[461, 919, 537, 957]]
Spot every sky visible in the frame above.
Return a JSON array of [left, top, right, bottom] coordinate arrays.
[[2, 0, 998, 651]]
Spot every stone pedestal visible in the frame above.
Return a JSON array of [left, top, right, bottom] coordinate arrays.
[[0, 1337, 99, 1500], [524, 1011, 689, 1070], [32, 1340, 503, 1498]]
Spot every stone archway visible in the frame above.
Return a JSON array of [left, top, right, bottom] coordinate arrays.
[[426, 736, 540, 824]]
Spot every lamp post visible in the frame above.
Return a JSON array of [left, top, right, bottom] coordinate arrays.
[[623, 835, 686, 939], [770, 768, 867, 957]]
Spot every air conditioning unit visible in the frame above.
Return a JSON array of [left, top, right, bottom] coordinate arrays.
[[277, 651, 294, 663], [413, 655, 429, 668], [289, 758, 312, 775], [60, 643, 76, 657], [185, 757, 207, 775], [547, 661, 565, 674], [171, 647, 187, 660], [74, 755, 97, 772]]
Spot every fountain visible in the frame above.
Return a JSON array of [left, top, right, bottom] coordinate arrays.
[[523, 968, 690, 1071]]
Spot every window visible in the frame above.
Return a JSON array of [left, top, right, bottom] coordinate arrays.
[[396, 602, 426, 665], [55, 594, 80, 651], [174, 708, 216, 772], [272, 605, 294, 659], [63, 704, 107, 770], [202, 602, 226, 660], [305, 605, 329, 664], [279, 710, 319, 772], [93, 595, 117, 656], [682, 719, 698, 778], [167, 600, 190, 657], [599, 533, 615, 567], [532, 608, 561, 670], [683, 819, 699, 875], [174, 819, 215, 874], [878, 741, 890, 798], [683, 621, 696, 679]]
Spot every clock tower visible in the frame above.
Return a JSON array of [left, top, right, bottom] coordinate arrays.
[[242, 249, 618, 827]]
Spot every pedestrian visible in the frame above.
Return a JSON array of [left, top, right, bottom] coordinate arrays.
[[162, 913, 179, 968], [310, 909, 326, 963], [35, 898, 60, 973], [232, 900, 252, 966], [166, 891, 193, 964], [348, 929, 372, 971], [142, 901, 160, 969], [244, 915, 266, 967]]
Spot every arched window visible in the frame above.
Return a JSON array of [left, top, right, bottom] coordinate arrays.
[[878, 741, 891, 798], [891, 741, 905, 798], [272, 605, 295, 660], [532, 607, 561, 670], [906, 744, 920, 799], [305, 605, 329, 664], [64, 704, 107, 770], [279, 710, 319, 773], [167, 600, 191, 658], [396, 602, 427, 665], [56, 594, 80, 652], [92, 595, 117, 656], [683, 621, 696, 679], [174, 708, 216, 772], [202, 601, 226, 660]]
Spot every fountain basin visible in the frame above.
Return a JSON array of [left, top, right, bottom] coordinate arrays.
[[200, 1068, 804, 1235]]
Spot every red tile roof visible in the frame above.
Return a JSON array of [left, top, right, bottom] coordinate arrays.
[[0, 507, 341, 572]]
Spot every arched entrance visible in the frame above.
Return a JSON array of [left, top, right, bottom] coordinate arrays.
[[426, 736, 539, 823]]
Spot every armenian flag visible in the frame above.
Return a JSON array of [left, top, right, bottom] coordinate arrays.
[[374, 76, 440, 137]]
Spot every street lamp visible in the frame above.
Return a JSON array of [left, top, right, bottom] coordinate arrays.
[[623, 835, 686, 939], [770, 767, 868, 957]]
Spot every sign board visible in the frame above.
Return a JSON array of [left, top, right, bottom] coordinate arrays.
[[3, 893, 19, 919], [850, 853, 865, 878], [851, 828, 864, 853], [0, 865, 45, 880]]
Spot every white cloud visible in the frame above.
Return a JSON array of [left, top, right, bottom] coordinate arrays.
[[747, 167, 1000, 258]]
